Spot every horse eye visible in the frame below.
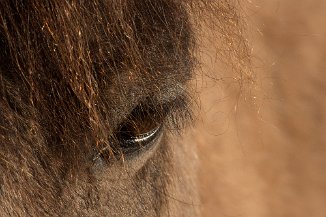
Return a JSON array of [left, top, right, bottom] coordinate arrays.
[[116, 106, 163, 155], [101, 104, 167, 160], [116, 119, 162, 156]]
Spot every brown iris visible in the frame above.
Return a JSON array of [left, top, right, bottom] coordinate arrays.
[[115, 104, 166, 156], [93, 102, 168, 161]]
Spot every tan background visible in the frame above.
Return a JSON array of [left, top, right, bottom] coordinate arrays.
[[197, 1, 326, 216]]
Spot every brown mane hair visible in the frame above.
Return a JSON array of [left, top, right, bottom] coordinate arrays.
[[0, 0, 250, 216]]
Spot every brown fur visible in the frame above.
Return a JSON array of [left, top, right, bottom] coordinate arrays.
[[199, 1, 326, 216], [0, 1, 249, 216]]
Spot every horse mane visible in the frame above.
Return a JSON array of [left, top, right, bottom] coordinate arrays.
[[0, 0, 251, 215]]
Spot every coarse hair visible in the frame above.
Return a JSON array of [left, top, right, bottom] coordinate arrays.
[[0, 0, 251, 216]]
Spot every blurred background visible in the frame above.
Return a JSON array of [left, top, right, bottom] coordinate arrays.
[[196, 1, 326, 216]]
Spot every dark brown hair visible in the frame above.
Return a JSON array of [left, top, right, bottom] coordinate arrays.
[[0, 1, 250, 216]]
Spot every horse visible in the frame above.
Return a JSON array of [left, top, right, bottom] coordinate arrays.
[[0, 0, 249, 216]]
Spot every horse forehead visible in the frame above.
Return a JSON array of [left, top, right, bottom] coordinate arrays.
[[0, 1, 198, 216]]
